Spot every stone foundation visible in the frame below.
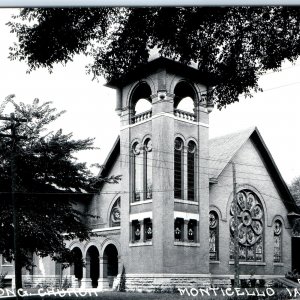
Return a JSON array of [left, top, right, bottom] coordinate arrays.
[[113, 274, 219, 292], [20, 275, 76, 289]]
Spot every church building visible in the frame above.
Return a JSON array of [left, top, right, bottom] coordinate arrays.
[[1, 57, 299, 291]]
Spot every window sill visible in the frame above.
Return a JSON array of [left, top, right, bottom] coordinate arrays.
[[274, 262, 284, 266], [229, 261, 266, 266], [131, 199, 152, 206], [129, 241, 153, 247], [209, 260, 220, 264], [174, 199, 198, 205], [1, 265, 13, 267], [174, 241, 200, 247]]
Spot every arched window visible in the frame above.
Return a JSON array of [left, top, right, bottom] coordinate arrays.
[[187, 141, 196, 201], [174, 137, 184, 199], [144, 138, 152, 199], [130, 82, 152, 124], [110, 198, 121, 227], [274, 220, 282, 262], [229, 190, 264, 262], [132, 142, 143, 202], [209, 211, 219, 261]]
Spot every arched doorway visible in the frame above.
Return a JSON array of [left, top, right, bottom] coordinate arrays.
[[86, 246, 100, 288], [70, 247, 83, 287], [103, 244, 118, 288]]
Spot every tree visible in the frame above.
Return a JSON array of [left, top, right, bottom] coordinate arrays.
[[290, 176, 300, 207], [7, 7, 300, 108], [0, 95, 118, 275]]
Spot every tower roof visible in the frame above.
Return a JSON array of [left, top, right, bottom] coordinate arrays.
[[105, 56, 218, 89]]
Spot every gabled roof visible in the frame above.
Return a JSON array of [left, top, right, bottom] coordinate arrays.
[[209, 127, 298, 213], [209, 127, 255, 180], [100, 127, 298, 213]]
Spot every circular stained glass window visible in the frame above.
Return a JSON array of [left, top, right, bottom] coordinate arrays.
[[174, 138, 183, 151], [145, 139, 152, 152], [188, 141, 196, 153], [132, 142, 141, 155], [230, 190, 264, 262]]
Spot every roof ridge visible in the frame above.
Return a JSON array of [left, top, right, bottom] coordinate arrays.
[[209, 126, 256, 141]]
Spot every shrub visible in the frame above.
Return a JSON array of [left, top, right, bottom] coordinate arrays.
[[62, 277, 72, 290], [119, 265, 126, 292], [285, 269, 300, 283]]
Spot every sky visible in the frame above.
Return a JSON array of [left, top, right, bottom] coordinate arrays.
[[0, 8, 300, 184]]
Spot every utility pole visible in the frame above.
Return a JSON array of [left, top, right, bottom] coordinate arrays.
[[232, 161, 240, 287], [0, 113, 26, 295]]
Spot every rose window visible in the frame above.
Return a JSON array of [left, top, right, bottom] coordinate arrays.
[[229, 190, 264, 262]]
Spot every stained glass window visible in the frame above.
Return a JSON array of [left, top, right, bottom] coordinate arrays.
[[133, 142, 142, 202], [188, 220, 196, 242], [209, 211, 218, 260], [132, 220, 141, 241], [110, 198, 121, 227], [229, 190, 264, 262], [174, 218, 184, 241], [274, 220, 282, 262], [144, 139, 153, 199], [144, 218, 153, 241], [187, 141, 196, 201], [174, 138, 184, 199]]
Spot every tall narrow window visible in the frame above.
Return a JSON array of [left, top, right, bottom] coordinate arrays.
[[144, 139, 153, 199], [209, 211, 219, 260], [187, 141, 196, 201], [274, 220, 282, 262], [174, 138, 184, 199], [133, 142, 143, 202]]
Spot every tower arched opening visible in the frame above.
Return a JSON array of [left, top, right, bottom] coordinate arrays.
[[174, 81, 197, 113], [130, 82, 152, 124]]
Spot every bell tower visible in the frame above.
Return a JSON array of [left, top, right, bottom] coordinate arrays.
[[106, 57, 214, 289]]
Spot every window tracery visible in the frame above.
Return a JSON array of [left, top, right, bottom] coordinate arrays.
[[229, 190, 264, 262]]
